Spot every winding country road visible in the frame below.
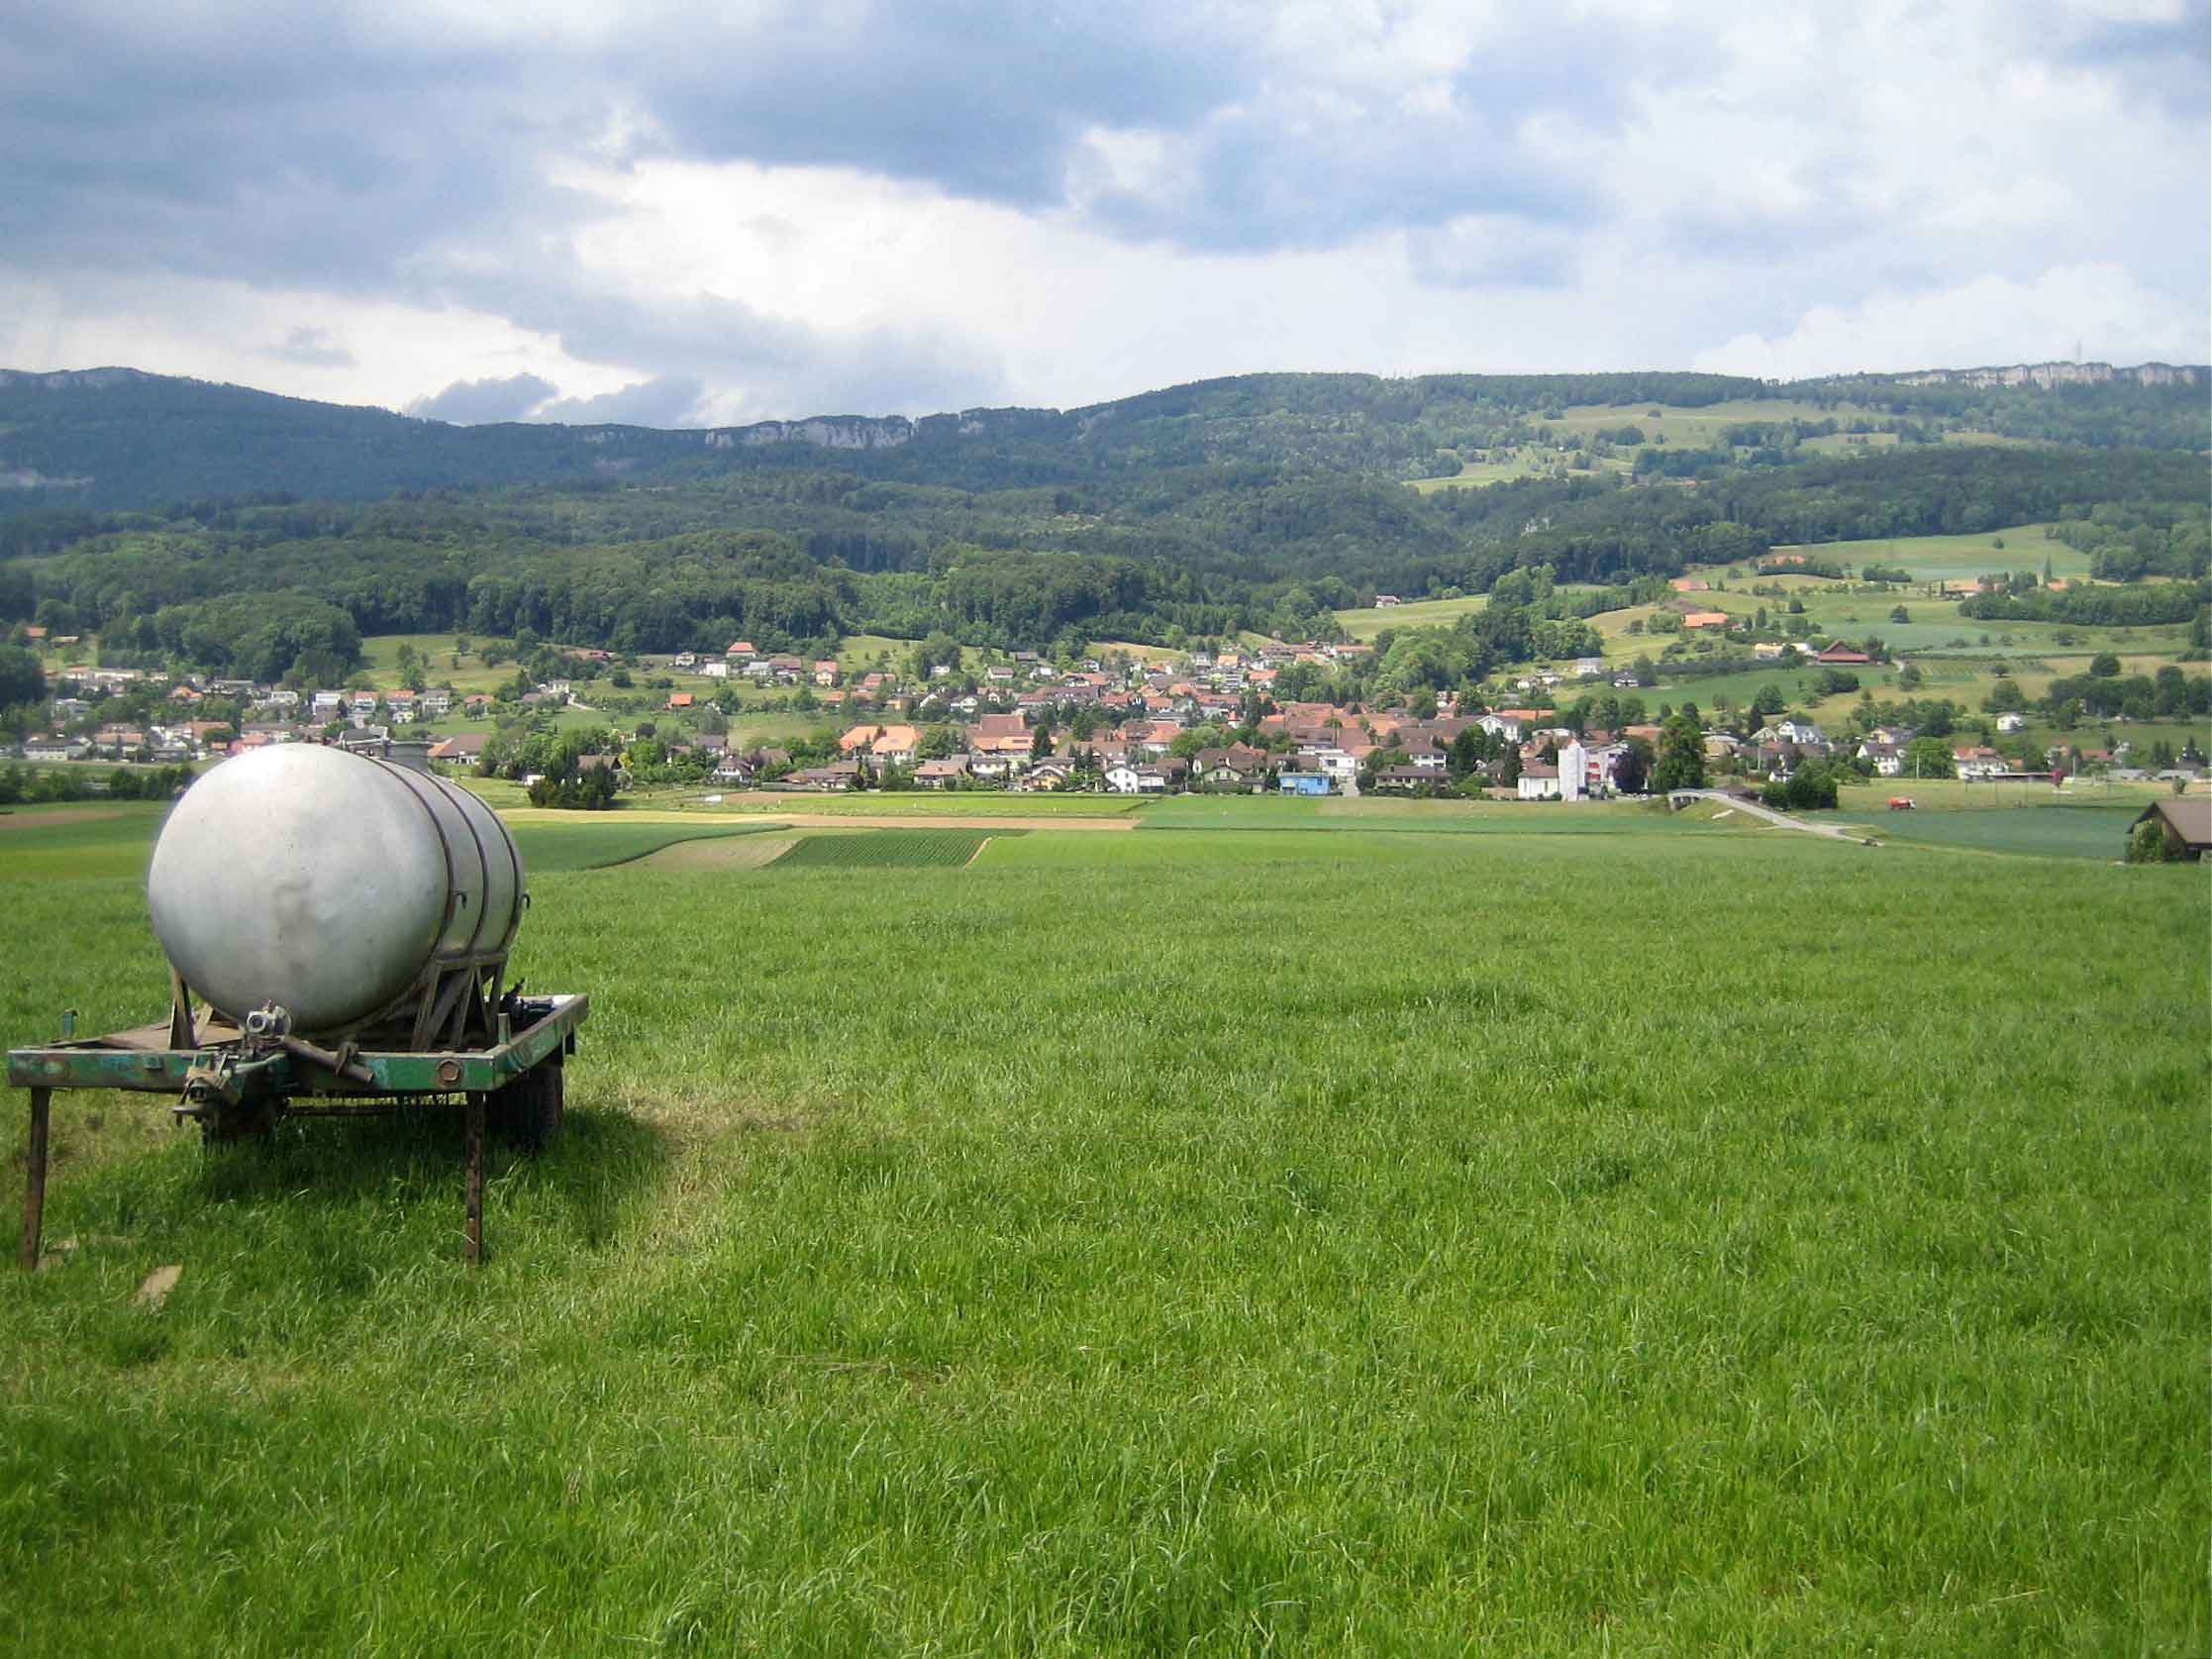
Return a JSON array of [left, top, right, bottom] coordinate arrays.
[[1666, 789, 1876, 843]]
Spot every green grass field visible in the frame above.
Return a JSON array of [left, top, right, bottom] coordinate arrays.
[[0, 802, 168, 882], [1763, 523, 2089, 582], [833, 633, 914, 672], [358, 632, 520, 693], [1334, 593, 1490, 639], [1, 799, 2204, 1651]]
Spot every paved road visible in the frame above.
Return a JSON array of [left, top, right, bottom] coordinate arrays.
[[1667, 789, 1875, 843]]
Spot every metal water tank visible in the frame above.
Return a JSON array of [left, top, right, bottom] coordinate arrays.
[[147, 744, 526, 1038]]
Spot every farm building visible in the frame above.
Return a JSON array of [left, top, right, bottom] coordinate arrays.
[[1517, 762, 1560, 800], [2129, 799, 2211, 861]]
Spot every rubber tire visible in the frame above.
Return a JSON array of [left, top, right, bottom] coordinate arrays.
[[490, 1060, 563, 1152], [200, 1098, 279, 1145]]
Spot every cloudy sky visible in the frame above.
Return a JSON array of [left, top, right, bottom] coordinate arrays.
[[3, 0, 2204, 426]]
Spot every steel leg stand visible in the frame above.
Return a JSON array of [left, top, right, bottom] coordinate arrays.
[[20, 1088, 50, 1272], [464, 1090, 485, 1267]]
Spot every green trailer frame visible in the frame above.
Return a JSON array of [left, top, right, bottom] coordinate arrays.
[[9, 992, 589, 1270]]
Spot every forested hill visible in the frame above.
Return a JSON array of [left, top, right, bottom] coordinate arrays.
[[1, 363, 2205, 661], [3, 363, 2206, 520]]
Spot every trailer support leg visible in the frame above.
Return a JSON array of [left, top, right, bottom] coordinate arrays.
[[21, 1088, 50, 1272], [463, 1090, 485, 1268]]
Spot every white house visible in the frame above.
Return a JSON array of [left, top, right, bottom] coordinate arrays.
[[1759, 717, 1827, 748], [1995, 712, 2027, 733], [1857, 740, 1906, 778], [1517, 762, 1560, 800]]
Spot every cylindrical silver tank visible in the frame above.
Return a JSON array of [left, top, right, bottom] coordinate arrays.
[[148, 745, 526, 1038]]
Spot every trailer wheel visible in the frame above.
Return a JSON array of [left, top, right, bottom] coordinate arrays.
[[200, 1097, 279, 1146], [489, 1059, 563, 1152]]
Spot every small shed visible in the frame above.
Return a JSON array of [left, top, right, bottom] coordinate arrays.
[[2130, 798, 2211, 861]]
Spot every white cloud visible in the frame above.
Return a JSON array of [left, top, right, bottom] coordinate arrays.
[[0, 0, 2201, 419], [1691, 264, 2203, 379]]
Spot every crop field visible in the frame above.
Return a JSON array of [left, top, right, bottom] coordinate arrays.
[[508, 821, 786, 873], [1135, 796, 1710, 837], [0, 802, 166, 882], [768, 830, 1000, 870], [1, 802, 2204, 1652], [1853, 803, 2144, 860], [689, 792, 1141, 821]]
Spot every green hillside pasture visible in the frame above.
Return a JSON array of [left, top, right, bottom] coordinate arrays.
[[833, 632, 914, 671], [1640, 575, 2163, 655], [358, 632, 520, 694], [1335, 593, 1489, 638], [1544, 398, 1885, 449], [1763, 523, 2087, 581], [768, 830, 1000, 869], [1088, 639, 1187, 668], [1406, 451, 1558, 491], [1412, 400, 1905, 486], [1858, 803, 2143, 859], [1, 829, 2200, 1652]]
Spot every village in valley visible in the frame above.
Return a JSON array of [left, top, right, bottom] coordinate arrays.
[[10, 544, 2208, 828]]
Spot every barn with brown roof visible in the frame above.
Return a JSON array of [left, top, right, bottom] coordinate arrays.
[[2130, 798, 2212, 861]]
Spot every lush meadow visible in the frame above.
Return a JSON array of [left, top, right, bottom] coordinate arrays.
[[0, 802, 2204, 1652]]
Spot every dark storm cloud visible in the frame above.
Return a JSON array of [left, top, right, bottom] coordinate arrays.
[[633, 3, 1260, 208], [532, 376, 706, 427], [0, 0, 1641, 291], [0, 6, 577, 293], [407, 260, 1007, 422], [405, 372, 557, 423]]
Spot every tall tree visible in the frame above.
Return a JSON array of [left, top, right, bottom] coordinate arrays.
[[1652, 714, 1707, 791]]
